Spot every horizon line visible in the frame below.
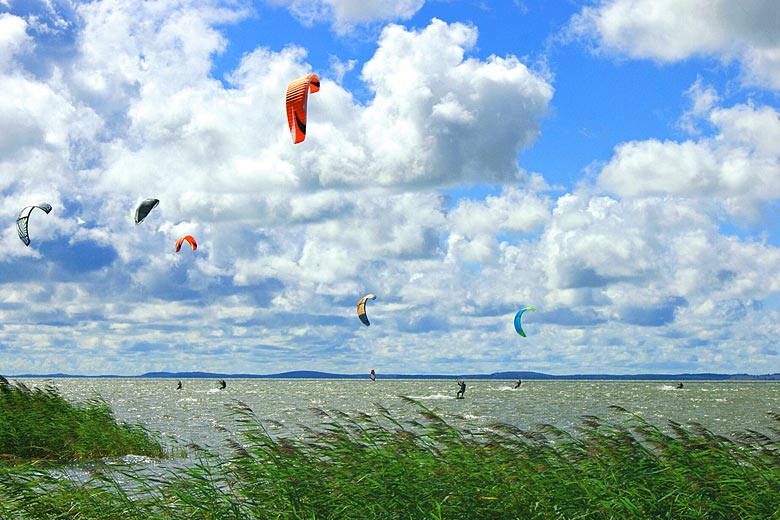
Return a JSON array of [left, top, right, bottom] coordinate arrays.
[[8, 369, 780, 381]]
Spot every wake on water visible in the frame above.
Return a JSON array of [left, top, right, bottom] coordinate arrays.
[[404, 393, 455, 400]]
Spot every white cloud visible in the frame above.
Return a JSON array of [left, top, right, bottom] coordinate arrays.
[[531, 189, 780, 339], [741, 46, 780, 88], [678, 77, 720, 134], [2, 0, 780, 376], [446, 187, 550, 264], [568, 0, 780, 89], [598, 139, 721, 196], [358, 19, 553, 187], [0, 13, 31, 69], [267, 0, 425, 34], [597, 96, 780, 222], [568, 0, 728, 61]]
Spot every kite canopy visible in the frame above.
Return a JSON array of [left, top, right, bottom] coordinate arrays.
[[175, 235, 197, 252], [357, 293, 376, 326], [16, 203, 52, 247], [135, 198, 159, 224], [514, 307, 536, 337], [285, 73, 320, 144]]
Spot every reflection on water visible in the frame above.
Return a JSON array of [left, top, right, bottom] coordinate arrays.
[[15, 378, 780, 457]]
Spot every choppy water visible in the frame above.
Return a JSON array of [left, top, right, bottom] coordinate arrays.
[[15, 378, 780, 458]]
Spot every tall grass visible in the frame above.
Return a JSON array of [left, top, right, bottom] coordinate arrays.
[[0, 377, 165, 465], [2, 395, 780, 518]]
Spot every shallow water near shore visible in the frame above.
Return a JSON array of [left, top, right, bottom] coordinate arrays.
[[15, 377, 780, 459]]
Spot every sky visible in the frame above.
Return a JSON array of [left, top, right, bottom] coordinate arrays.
[[1, 0, 780, 377]]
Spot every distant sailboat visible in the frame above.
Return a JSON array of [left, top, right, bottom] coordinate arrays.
[[370, 369, 376, 382]]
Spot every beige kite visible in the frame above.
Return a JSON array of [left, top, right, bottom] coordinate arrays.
[[357, 294, 376, 326]]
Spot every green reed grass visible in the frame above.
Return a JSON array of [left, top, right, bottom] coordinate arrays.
[[0, 377, 165, 465], [2, 395, 780, 519]]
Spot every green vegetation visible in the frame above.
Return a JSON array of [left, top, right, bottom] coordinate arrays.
[[2, 394, 780, 518], [0, 377, 165, 465]]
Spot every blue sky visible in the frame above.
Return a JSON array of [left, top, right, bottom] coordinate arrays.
[[1, 0, 780, 376]]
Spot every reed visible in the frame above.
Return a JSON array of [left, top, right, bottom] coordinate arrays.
[[2, 395, 780, 519], [0, 378, 165, 465]]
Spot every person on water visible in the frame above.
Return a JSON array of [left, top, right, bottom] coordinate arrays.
[[514, 379, 522, 389], [676, 382, 684, 389], [176, 380, 182, 390], [456, 380, 466, 398], [219, 380, 226, 389]]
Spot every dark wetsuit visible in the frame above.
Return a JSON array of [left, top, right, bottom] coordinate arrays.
[[457, 381, 466, 398]]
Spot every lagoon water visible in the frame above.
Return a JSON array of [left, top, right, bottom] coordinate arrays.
[[15, 378, 780, 459]]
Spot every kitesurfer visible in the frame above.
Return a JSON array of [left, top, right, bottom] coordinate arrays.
[[219, 380, 226, 389], [176, 380, 182, 390], [514, 379, 522, 389], [676, 382, 684, 389], [456, 380, 466, 399]]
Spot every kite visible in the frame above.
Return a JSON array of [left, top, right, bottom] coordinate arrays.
[[357, 294, 376, 326], [135, 198, 159, 224], [285, 73, 320, 144], [514, 307, 536, 337], [175, 235, 197, 252], [16, 203, 52, 247]]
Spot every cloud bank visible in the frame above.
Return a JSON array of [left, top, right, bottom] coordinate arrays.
[[0, 0, 778, 376]]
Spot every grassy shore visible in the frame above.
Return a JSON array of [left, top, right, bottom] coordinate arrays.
[[1, 391, 780, 518]]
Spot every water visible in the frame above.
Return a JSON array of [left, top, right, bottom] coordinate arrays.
[[16, 378, 780, 458]]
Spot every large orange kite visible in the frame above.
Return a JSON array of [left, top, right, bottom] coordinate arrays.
[[285, 73, 320, 144]]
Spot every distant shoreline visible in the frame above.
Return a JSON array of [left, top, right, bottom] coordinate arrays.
[[9, 370, 780, 381]]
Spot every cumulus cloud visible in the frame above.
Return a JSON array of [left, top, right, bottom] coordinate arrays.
[[358, 19, 553, 187], [567, 0, 780, 89], [597, 94, 780, 222]]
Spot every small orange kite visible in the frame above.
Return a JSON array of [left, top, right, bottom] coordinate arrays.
[[175, 235, 197, 252]]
